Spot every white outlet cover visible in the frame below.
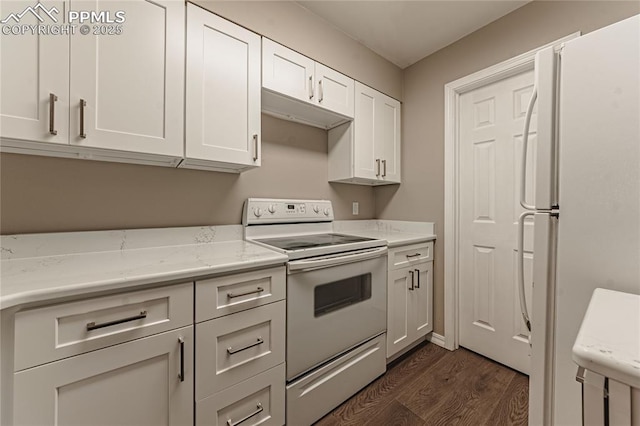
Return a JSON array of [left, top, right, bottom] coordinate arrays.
[[352, 202, 359, 215]]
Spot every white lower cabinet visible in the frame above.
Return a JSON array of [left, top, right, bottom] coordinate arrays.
[[196, 301, 285, 398], [195, 267, 286, 426], [387, 242, 434, 358], [196, 364, 285, 426], [6, 267, 288, 426], [14, 326, 193, 426]]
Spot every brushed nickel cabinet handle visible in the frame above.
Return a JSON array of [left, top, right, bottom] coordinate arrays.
[[409, 270, 415, 290], [414, 268, 420, 288], [309, 75, 314, 99], [86, 310, 147, 331], [227, 337, 264, 355], [382, 159, 387, 177], [49, 93, 58, 135], [318, 79, 324, 102], [226, 403, 263, 426], [376, 159, 381, 177], [79, 99, 87, 138], [252, 134, 258, 162], [227, 287, 264, 299], [178, 337, 185, 382]]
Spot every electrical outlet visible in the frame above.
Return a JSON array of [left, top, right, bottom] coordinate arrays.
[[352, 201, 359, 215]]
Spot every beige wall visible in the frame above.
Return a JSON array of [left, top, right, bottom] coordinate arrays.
[[375, 1, 640, 335], [192, 0, 403, 100], [0, 115, 374, 234]]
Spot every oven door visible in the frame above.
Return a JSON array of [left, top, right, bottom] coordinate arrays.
[[286, 247, 387, 381]]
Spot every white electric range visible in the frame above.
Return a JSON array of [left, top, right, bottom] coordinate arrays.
[[243, 198, 388, 425]]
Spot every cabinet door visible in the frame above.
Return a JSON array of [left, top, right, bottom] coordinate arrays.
[[387, 268, 411, 357], [69, 0, 184, 157], [0, 0, 69, 144], [411, 262, 433, 339], [377, 92, 401, 183], [185, 4, 261, 166], [262, 38, 314, 104], [354, 82, 379, 181], [14, 326, 193, 426], [314, 63, 354, 118]]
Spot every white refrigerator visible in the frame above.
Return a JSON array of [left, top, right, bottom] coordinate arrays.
[[521, 15, 640, 425]]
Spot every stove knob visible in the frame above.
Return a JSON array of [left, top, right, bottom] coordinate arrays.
[[254, 207, 263, 217], [268, 204, 276, 214], [313, 205, 320, 213], [323, 208, 330, 216]]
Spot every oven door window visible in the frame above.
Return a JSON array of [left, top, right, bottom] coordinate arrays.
[[314, 273, 372, 317]]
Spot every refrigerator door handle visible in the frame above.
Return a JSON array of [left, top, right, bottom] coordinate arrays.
[[518, 211, 535, 331], [520, 87, 538, 211]]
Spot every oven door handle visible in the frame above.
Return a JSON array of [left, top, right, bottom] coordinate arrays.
[[287, 246, 387, 272]]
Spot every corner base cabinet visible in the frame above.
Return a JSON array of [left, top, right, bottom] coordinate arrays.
[[386, 242, 434, 358], [14, 327, 193, 425]]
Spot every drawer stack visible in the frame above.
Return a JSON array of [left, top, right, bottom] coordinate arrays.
[[195, 266, 286, 426]]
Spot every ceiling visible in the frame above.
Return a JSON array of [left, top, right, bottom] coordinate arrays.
[[296, 1, 531, 69]]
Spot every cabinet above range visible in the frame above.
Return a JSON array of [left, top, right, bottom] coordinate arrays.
[[262, 39, 355, 130]]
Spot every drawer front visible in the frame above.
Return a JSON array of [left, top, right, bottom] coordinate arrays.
[[196, 301, 285, 399], [286, 333, 386, 426], [390, 242, 433, 269], [14, 283, 193, 371], [195, 266, 285, 322], [196, 363, 285, 426]]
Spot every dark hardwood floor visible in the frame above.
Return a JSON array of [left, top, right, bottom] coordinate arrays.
[[314, 343, 528, 426]]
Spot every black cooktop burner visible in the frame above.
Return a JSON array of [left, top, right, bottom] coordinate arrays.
[[255, 233, 376, 251]]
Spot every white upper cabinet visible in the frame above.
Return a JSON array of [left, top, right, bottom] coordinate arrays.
[[0, 0, 69, 145], [262, 38, 354, 130], [70, 0, 184, 158], [314, 63, 355, 119], [262, 39, 315, 104], [328, 82, 401, 185], [1, 0, 185, 167], [183, 3, 261, 172]]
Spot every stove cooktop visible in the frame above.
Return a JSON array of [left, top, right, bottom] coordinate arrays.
[[254, 233, 377, 252]]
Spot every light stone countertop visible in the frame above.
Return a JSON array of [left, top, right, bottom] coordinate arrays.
[[0, 226, 287, 310], [334, 220, 436, 248], [572, 288, 640, 389]]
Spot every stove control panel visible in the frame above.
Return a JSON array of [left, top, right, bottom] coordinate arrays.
[[243, 198, 333, 225]]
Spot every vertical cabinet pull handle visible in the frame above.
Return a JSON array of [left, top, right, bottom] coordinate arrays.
[[252, 134, 258, 162], [226, 403, 263, 426], [309, 75, 314, 99], [49, 93, 58, 135], [318, 79, 324, 102], [409, 270, 415, 290], [79, 99, 87, 138], [414, 269, 420, 288], [178, 337, 185, 382], [376, 159, 381, 177], [382, 159, 387, 177]]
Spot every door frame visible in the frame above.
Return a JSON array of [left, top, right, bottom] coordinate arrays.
[[443, 33, 579, 351]]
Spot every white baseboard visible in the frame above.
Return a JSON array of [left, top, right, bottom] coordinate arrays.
[[427, 332, 448, 349]]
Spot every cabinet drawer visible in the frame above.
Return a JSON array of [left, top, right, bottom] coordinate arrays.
[[196, 301, 285, 399], [196, 363, 285, 426], [14, 283, 193, 371], [390, 242, 433, 269], [195, 266, 285, 322]]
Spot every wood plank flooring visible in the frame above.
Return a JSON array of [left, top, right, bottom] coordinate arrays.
[[314, 343, 528, 426]]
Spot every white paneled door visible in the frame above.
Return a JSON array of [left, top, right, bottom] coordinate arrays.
[[458, 70, 536, 374]]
